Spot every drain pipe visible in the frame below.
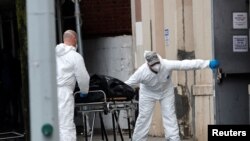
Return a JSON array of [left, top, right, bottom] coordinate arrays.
[[27, 0, 59, 140], [56, 0, 63, 43], [74, 0, 84, 57]]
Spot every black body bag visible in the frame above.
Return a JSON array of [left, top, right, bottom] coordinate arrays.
[[75, 74, 136, 103]]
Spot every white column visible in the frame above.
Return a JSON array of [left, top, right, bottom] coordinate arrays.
[[27, 0, 59, 140]]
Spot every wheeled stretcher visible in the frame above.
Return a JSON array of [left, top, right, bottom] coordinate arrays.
[[74, 90, 138, 141], [74, 74, 138, 141]]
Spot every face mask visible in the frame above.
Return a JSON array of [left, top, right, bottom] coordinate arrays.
[[151, 64, 161, 72]]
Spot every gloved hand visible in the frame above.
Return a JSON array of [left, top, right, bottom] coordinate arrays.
[[79, 92, 88, 98], [209, 59, 219, 69]]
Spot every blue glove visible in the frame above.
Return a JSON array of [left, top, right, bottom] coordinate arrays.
[[209, 59, 219, 69], [79, 92, 88, 98]]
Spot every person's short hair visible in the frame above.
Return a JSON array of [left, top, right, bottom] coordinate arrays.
[[63, 30, 76, 39], [145, 51, 160, 66]]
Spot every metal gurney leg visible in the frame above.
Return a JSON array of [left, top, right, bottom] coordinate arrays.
[[112, 110, 124, 141], [75, 90, 109, 141], [99, 112, 108, 141], [83, 113, 88, 141], [108, 100, 138, 140], [126, 108, 132, 138]]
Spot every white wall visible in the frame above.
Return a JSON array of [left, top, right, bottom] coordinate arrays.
[[84, 35, 134, 81]]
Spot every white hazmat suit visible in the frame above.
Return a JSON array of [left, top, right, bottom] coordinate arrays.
[[125, 51, 210, 141], [56, 43, 90, 141]]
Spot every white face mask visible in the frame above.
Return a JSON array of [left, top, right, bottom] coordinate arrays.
[[151, 64, 161, 72]]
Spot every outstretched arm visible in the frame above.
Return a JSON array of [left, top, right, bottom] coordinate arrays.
[[164, 59, 210, 70]]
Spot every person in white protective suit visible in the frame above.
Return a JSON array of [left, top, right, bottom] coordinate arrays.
[[125, 51, 219, 141], [56, 29, 90, 141]]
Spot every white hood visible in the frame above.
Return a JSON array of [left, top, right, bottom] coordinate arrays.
[[56, 43, 76, 57], [143, 50, 163, 63]]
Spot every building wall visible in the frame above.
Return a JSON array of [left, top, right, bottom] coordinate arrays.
[[192, 0, 214, 141], [81, 0, 132, 37], [164, 0, 214, 140], [84, 35, 134, 81]]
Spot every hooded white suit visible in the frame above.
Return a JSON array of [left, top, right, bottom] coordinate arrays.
[[125, 51, 210, 141], [56, 43, 90, 141]]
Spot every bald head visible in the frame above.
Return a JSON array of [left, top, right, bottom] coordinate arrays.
[[63, 30, 77, 47]]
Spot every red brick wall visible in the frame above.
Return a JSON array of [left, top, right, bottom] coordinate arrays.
[[81, 0, 132, 38]]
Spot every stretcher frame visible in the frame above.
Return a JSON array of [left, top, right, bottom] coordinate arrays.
[[74, 90, 138, 141], [0, 131, 24, 140]]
